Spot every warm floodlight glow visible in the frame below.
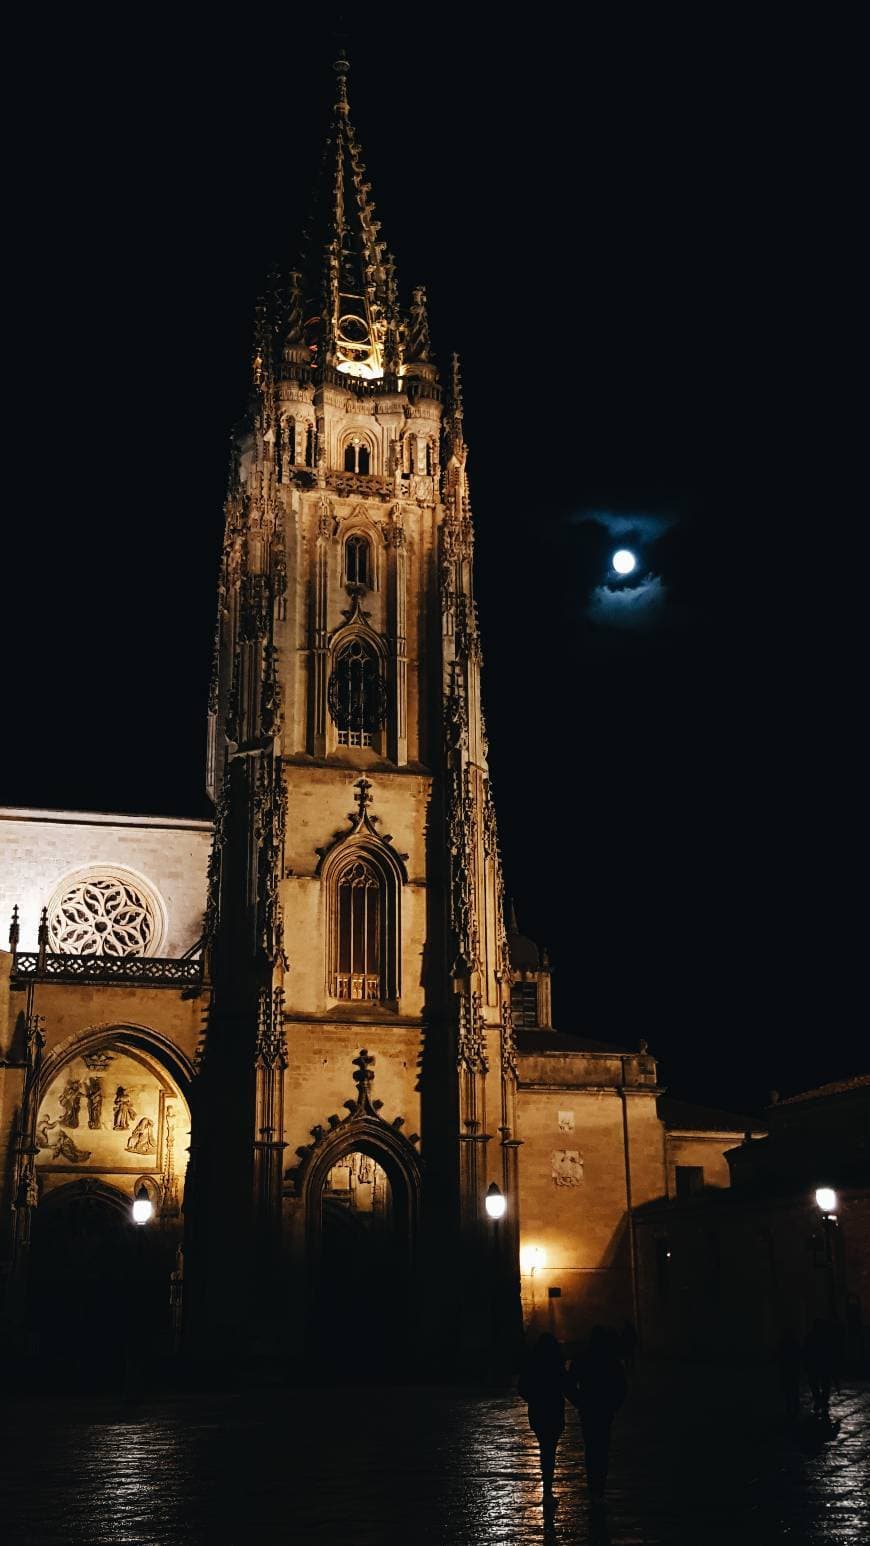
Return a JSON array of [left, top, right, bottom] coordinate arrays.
[[485, 1183, 507, 1220], [612, 549, 637, 575], [132, 1185, 153, 1225], [815, 1187, 838, 1214], [520, 1244, 547, 1276]]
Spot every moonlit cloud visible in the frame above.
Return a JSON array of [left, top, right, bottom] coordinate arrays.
[[588, 574, 667, 629], [574, 508, 675, 630], [576, 509, 676, 539]]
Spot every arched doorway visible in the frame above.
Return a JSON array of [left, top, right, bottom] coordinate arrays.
[[26, 1029, 191, 1385], [310, 1142, 416, 1378], [28, 1181, 176, 1387]]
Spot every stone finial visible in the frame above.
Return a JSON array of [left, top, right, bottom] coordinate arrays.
[[352, 1048, 376, 1103], [9, 903, 20, 952], [353, 777, 373, 816], [333, 47, 350, 111], [285, 269, 304, 346], [406, 285, 431, 363]]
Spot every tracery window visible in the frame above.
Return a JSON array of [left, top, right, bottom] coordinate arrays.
[[343, 437, 370, 475], [48, 871, 163, 957], [345, 534, 371, 588], [305, 424, 315, 467], [328, 637, 385, 747], [334, 858, 383, 1000]]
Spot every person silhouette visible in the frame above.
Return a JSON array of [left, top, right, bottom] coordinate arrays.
[[517, 1332, 566, 1512], [619, 1318, 638, 1375], [776, 1329, 803, 1420], [804, 1318, 837, 1422], [567, 1326, 627, 1504]]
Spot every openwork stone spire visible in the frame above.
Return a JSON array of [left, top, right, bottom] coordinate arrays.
[[316, 49, 394, 378]]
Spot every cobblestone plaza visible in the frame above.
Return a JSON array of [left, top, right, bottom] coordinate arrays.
[[2, 1366, 867, 1545]]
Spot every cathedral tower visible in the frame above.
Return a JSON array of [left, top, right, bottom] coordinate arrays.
[[188, 55, 520, 1365]]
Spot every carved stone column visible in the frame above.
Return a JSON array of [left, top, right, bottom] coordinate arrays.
[[387, 516, 408, 765], [311, 499, 332, 756]]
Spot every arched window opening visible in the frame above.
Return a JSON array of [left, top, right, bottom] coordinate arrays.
[[328, 637, 386, 748], [425, 441, 433, 477], [406, 437, 415, 475], [511, 980, 539, 1029], [342, 437, 371, 475], [345, 534, 371, 589], [305, 424, 315, 467], [286, 416, 296, 466], [334, 860, 382, 1000]]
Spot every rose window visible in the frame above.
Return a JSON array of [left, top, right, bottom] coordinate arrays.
[[48, 872, 162, 956]]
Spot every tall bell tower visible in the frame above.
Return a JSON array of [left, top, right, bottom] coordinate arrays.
[[187, 54, 520, 1368]]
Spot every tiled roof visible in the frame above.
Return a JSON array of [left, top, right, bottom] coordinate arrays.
[[658, 1095, 765, 1134], [516, 1031, 633, 1056], [775, 1074, 870, 1106]]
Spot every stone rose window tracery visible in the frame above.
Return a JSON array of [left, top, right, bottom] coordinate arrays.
[[48, 871, 165, 957]]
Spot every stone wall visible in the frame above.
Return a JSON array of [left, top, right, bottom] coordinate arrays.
[[0, 808, 212, 956], [515, 1048, 667, 1345]]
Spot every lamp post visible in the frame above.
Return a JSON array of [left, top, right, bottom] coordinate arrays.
[[132, 1184, 154, 1225], [485, 1184, 507, 1380], [485, 1181, 507, 1222], [814, 1187, 838, 1321]]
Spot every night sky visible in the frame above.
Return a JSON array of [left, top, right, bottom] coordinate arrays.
[[3, 15, 859, 1113]]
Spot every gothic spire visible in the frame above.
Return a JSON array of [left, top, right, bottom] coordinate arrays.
[[312, 49, 393, 378]]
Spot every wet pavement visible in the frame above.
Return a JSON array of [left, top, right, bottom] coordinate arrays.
[[1, 1365, 868, 1544]]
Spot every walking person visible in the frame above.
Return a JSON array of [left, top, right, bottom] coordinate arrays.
[[619, 1318, 638, 1375], [567, 1325, 627, 1505], [517, 1332, 566, 1513], [776, 1329, 803, 1420], [804, 1318, 837, 1422]]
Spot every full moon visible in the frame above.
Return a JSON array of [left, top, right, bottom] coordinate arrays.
[[612, 549, 637, 575]]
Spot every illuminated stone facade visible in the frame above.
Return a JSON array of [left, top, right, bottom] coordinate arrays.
[[0, 59, 751, 1369]]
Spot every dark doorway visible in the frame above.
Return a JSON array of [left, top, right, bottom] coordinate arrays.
[[313, 1149, 411, 1379], [28, 1184, 177, 1389]]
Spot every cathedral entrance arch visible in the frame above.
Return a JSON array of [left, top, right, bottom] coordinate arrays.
[[26, 1026, 191, 1382], [290, 1050, 421, 1377]]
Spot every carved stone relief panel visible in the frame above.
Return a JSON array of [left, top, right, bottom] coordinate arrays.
[[323, 1150, 391, 1219], [552, 1150, 584, 1187], [558, 1110, 575, 1133], [36, 1049, 189, 1179]]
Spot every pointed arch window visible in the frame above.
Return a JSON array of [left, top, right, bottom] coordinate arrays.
[[345, 534, 371, 589], [334, 858, 382, 1000], [328, 636, 386, 747]]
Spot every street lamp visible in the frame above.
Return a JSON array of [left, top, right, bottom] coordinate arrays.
[[132, 1183, 153, 1225], [815, 1187, 837, 1217], [814, 1186, 839, 1321], [485, 1182, 507, 1220]]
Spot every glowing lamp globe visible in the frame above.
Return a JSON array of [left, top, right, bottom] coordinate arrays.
[[485, 1183, 507, 1220], [815, 1187, 837, 1214], [132, 1185, 153, 1225], [612, 549, 636, 576]]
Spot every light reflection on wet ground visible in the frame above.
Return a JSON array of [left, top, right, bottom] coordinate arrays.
[[1, 1367, 868, 1544]]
